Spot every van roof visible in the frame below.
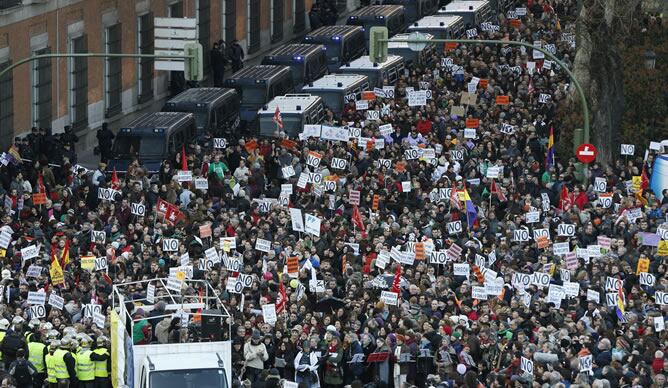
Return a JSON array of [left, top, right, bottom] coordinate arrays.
[[388, 33, 435, 49], [339, 55, 403, 70], [125, 112, 193, 130], [146, 353, 226, 372], [439, 1, 488, 13], [225, 65, 291, 82], [259, 94, 322, 114], [265, 43, 324, 58], [408, 15, 464, 29], [302, 74, 369, 90], [305, 25, 363, 39], [348, 5, 404, 18], [165, 88, 237, 105]]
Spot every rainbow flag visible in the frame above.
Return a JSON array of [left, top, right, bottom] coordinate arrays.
[[616, 285, 625, 320], [546, 127, 555, 169], [463, 187, 477, 228]]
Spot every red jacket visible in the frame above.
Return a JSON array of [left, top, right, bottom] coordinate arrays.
[[416, 119, 433, 135]]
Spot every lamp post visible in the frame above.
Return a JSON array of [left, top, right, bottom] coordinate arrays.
[[644, 49, 657, 70]]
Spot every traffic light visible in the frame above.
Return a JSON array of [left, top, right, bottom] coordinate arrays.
[[369, 27, 388, 64], [184, 42, 203, 81]]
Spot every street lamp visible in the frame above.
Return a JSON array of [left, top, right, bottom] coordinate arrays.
[[644, 49, 657, 70]]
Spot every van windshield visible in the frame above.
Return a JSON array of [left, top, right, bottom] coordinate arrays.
[[193, 112, 209, 130], [149, 368, 227, 388], [241, 87, 267, 105], [113, 135, 164, 158], [326, 43, 341, 60]]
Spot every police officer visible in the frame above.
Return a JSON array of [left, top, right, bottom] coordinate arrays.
[[76, 337, 95, 388], [27, 332, 47, 388], [45, 341, 59, 388], [54, 338, 77, 388], [25, 319, 40, 343], [90, 337, 110, 388], [0, 318, 9, 368]]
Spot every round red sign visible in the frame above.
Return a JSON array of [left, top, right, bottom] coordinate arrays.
[[576, 143, 597, 164]]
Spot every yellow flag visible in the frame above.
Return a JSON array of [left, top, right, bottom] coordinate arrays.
[[637, 257, 650, 275], [659, 241, 668, 257], [50, 259, 65, 286]]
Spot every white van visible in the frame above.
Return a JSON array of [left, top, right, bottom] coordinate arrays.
[[337, 55, 405, 88], [408, 15, 465, 39], [258, 94, 325, 138], [302, 74, 371, 114]]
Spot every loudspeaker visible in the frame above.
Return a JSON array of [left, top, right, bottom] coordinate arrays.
[[201, 309, 222, 341]]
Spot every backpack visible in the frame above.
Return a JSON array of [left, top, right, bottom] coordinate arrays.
[[10, 360, 32, 386], [1, 333, 25, 357]]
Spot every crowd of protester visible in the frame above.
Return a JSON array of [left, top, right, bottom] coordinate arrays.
[[0, 1, 666, 388]]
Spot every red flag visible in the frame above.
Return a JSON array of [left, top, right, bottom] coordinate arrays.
[[60, 239, 70, 268], [273, 106, 283, 129], [102, 273, 113, 286], [156, 198, 169, 213], [449, 181, 461, 210], [490, 179, 507, 202], [276, 282, 287, 314], [528, 77, 535, 96], [111, 168, 120, 191], [181, 144, 188, 171], [352, 205, 367, 238], [641, 166, 650, 190], [559, 185, 573, 211], [390, 265, 402, 294], [37, 174, 46, 194], [164, 205, 182, 226]]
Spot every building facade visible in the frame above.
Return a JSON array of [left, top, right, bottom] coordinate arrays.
[[0, 0, 324, 150]]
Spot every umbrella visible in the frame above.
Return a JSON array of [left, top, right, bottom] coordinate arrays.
[[314, 297, 346, 313]]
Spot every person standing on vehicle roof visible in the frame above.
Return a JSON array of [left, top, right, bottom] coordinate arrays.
[[211, 42, 226, 87], [229, 40, 245, 73]]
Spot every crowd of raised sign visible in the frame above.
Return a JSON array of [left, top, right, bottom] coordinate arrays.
[[0, 1, 667, 388]]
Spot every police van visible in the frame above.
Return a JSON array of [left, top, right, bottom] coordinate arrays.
[[337, 55, 405, 88], [408, 14, 465, 39], [302, 74, 370, 114], [375, 0, 439, 24], [303, 25, 367, 72], [223, 65, 294, 125], [347, 5, 407, 45], [437, 1, 493, 28], [257, 94, 325, 138], [110, 112, 195, 173], [388, 33, 436, 66], [261, 44, 329, 89], [162, 88, 240, 136]]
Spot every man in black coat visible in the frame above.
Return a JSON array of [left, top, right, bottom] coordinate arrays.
[[96, 123, 115, 163]]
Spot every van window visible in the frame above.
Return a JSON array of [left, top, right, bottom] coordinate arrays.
[[141, 367, 146, 388]]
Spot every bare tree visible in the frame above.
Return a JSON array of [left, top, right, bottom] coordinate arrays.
[[572, 0, 641, 164]]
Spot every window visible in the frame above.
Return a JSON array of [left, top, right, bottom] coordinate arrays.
[[69, 34, 88, 131], [0, 0, 21, 10], [32, 47, 52, 128], [248, 0, 261, 54], [0, 61, 13, 150], [223, 0, 236, 43], [293, 0, 305, 33], [197, 0, 211, 74], [271, 0, 284, 43], [168, 3, 185, 96], [169, 1, 183, 17], [138, 13, 154, 104], [105, 24, 122, 118]]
